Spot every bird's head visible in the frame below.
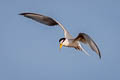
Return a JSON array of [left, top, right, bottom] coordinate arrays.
[[59, 38, 66, 49]]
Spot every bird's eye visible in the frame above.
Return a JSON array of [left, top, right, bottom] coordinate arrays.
[[61, 40, 64, 43], [59, 38, 65, 43]]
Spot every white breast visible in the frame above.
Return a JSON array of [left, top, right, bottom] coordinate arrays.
[[63, 39, 79, 47]]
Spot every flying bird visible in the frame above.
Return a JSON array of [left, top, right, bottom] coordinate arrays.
[[19, 12, 101, 59]]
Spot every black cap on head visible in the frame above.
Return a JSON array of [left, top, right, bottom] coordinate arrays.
[[59, 38, 65, 42]]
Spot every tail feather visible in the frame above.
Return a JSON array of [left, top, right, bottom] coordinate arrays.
[[79, 42, 90, 56]]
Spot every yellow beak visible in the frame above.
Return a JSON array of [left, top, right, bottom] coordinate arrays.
[[59, 43, 63, 49]]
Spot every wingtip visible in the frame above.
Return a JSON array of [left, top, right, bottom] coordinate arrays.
[[98, 52, 101, 59], [19, 12, 38, 15], [19, 13, 26, 16], [19, 12, 32, 15]]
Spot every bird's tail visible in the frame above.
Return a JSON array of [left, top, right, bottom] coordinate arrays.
[[79, 42, 90, 56]]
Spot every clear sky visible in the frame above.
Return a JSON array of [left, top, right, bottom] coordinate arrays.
[[1, 0, 120, 80]]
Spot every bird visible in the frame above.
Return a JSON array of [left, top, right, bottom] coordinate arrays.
[[19, 12, 101, 59]]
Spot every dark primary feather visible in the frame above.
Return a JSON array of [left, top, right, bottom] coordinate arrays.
[[19, 13, 58, 26], [74, 33, 101, 59]]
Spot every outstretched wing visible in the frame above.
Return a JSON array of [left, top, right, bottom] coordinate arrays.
[[73, 33, 101, 59], [19, 13, 73, 39]]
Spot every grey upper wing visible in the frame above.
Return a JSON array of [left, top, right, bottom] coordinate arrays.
[[74, 33, 101, 59], [19, 13, 58, 26], [19, 13, 73, 39]]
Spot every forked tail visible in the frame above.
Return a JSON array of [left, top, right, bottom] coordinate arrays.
[[79, 42, 90, 56]]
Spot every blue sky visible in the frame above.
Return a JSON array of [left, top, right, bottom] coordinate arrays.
[[1, 0, 120, 80]]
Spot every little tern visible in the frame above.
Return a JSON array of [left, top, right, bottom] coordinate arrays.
[[19, 12, 101, 59]]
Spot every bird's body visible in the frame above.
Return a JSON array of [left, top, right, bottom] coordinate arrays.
[[62, 39, 80, 50], [20, 12, 101, 59]]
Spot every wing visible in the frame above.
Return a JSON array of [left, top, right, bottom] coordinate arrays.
[[73, 33, 101, 59], [19, 12, 73, 39]]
